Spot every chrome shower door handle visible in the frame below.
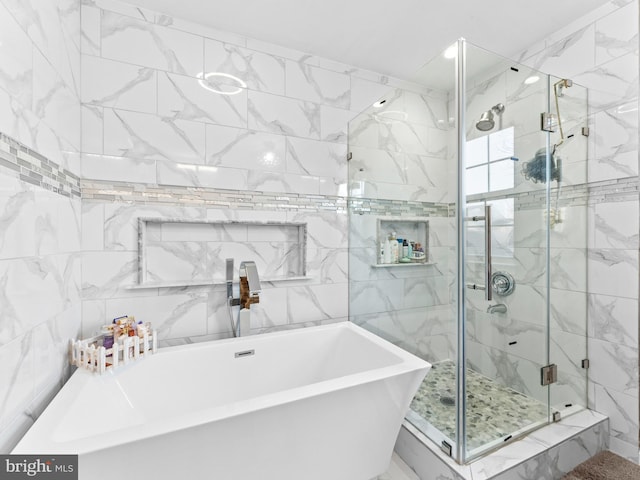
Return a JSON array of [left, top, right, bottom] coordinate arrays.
[[484, 205, 492, 302]]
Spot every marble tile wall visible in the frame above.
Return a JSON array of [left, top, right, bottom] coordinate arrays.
[[0, 0, 82, 453], [347, 85, 456, 365], [516, 0, 640, 462], [78, 0, 436, 346]]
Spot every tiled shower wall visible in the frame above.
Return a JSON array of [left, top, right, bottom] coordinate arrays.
[[516, 0, 639, 461], [0, 0, 82, 452], [78, 0, 422, 343], [347, 87, 456, 364], [463, 61, 590, 412]]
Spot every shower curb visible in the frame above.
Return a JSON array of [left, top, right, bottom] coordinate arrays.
[[394, 409, 608, 479]]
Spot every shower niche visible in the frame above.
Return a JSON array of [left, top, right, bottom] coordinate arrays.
[[374, 217, 430, 267], [348, 39, 589, 464]]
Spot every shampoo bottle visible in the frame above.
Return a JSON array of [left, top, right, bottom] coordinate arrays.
[[389, 232, 398, 263]]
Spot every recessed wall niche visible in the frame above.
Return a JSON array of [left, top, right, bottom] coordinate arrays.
[[134, 218, 307, 288]]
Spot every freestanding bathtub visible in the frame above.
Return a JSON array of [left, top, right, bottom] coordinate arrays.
[[12, 322, 430, 480]]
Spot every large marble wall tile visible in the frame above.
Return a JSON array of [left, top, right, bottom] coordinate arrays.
[[588, 293, 638, 348], [103, 108, 205, 163], [287, 283, 347, 323], [0, 2, 34, 108], [81, 250, 137, 299], [285, 60, 350, 108], [246, 170, 319, 195], [591, 104, 639, 181], [593, 384, 638, 447], [588, 337, 638, 397], [530, 25, 597, 80], [204, 39, 285, 96], [0, 334, 34, 433], [550, 289, 587, 335], [103, 203, 205, 251], [2, 0, 79, 92], [0, 173, 36, 261], [157, 72, 248, 128], [105, 293, 208, 339], [206, 124, 286, 172], [320, 105, 354, 143], [248, 90, 320, 139], [81, 104, 103, 153], [595, 1, 639, 65], [594, 200, 639, 249], [155, 13, 246, 47], [588, 248, 638, 298], [32, 50, 81, 150], [287, 210, 347, 249], [80, 4, 101, 55], [101, 11, 203, 76], [286, 137, 347, 179], [306, 248, 348, 284], [82, 153, 156, 183], [349, 76, 395, 115], [81, 55, 156, 113], [0, 256, 73, 346], [32, 304, 80, 391], [157, 160, 247, 191], [85, 0, 155, 22], [574, 52, 639, 114]]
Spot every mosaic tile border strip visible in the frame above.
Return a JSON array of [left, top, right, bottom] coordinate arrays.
[[0, 132, 80, 198], [82, 180, 349, 213], [468, 176, 638, 211], [82, 179, 452, 216]]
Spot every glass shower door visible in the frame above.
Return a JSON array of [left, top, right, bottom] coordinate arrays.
[[461, 42, 552, 460]]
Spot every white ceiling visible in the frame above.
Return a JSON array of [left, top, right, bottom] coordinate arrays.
[[124, 0, 610, 79]]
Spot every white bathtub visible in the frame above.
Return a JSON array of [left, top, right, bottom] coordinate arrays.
[[13, 322, 430, 480]]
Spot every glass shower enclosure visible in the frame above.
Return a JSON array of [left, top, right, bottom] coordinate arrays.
[[347, 39, 588, 463]]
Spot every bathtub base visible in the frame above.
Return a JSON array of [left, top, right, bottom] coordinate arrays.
[[395, 409, 608, 479]]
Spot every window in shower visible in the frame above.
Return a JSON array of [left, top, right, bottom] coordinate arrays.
[[465, 127, 515, 195]]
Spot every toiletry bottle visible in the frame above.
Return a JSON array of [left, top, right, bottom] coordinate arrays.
[[397, 239, 403, 261], [402, 239, 409, 259], [389, 232, 398, 263], [379, 241, 385, 264], [101, 325, 114, 350], [384, 236, 391, 263]]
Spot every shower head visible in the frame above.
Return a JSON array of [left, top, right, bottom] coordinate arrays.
[[475, 103, 505, 131], [476, 110, 495, 131]]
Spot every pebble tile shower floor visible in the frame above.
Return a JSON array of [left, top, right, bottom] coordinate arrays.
[[409, 360, 548, 450]]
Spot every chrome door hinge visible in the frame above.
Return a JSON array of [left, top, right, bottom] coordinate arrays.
[[347, 152, 353, 161], [581, 358, 590, 369], [581, 127, 590, 137], [541, 112, 557, 132], [553, 411, 562, 422], [441, 440, 452, 457], [541, 364, 558, 386]]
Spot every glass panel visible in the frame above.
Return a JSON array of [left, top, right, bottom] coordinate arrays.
[[463, 42, 551, 461], [348, 41, 459, 459], [548, 76, 589, 418]]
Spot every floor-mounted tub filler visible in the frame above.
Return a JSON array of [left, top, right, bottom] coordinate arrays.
[[13, 322, 430, 480]]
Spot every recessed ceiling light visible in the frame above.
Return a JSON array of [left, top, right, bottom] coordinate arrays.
[[443, 45, 457, 59], [372, 100, 386, 108], [524, 75, 540, 85]]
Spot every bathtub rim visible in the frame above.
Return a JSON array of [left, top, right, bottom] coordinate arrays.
[[12, 321, 430, 456]]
